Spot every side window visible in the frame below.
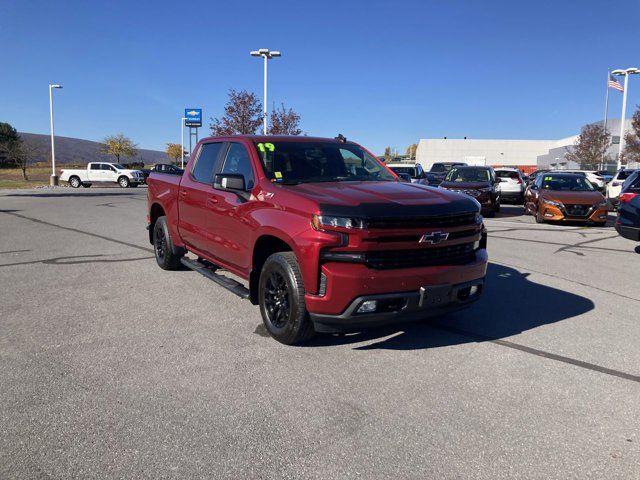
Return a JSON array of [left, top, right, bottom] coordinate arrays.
[[192, 142, 224, 184], [90, 163, 100, 170], [220, 143, 254, 190], [109, 165, 117, 172]]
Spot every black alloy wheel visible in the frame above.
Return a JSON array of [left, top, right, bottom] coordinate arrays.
[[263, 271, 290, 329]]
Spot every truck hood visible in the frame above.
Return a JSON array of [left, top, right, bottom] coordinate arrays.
[[283, 181, 480, 217], [540, 189, 604, 205]]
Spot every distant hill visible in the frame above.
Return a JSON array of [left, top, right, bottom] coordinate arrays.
[[19, 132, 169, 166]]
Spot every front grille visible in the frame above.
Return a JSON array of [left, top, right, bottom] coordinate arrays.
[[564, 204, 591, 217], [366, 212, 477, 229], [364, 243, 476, 270], [363, 228, 478, 244]]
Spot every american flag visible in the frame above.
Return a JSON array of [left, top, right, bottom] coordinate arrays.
[[608, 74, 624, 92]]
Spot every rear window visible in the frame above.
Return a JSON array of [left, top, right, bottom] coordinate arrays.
[[618, 170, 635, 180], [496, 171, 520, 179], [390, 166, 416, 177]]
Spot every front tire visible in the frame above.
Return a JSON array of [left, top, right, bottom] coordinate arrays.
[[118, 176, 130, 188], [258, 252, 315, 345], [69, 176, 81, 188], [535, 207, 545, 224], [153, 216, 184, 270]]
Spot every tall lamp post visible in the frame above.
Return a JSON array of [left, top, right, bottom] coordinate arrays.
[[611, 68, 640, 170], [250, 48, 281, 134], [180, 117, 186, 168], [49, 83, 63, 186]]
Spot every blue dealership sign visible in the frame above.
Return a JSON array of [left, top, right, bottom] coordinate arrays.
[[184, 108, 202, 127]]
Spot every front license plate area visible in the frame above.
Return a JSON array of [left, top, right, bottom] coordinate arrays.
[[419, 285, 452, 308]]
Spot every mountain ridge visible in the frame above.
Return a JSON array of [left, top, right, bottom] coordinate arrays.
[[19, 132, 169, 166]]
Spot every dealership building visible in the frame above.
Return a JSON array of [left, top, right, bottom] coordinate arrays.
[[415, 119, 632, 173]]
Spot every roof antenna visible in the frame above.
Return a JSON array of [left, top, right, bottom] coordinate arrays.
[[335, 133, 347, 143]]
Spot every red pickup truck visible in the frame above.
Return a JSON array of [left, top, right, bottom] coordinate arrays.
[[147, 135, 488, 344]]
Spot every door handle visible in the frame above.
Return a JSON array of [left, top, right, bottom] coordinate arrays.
[[180, 190, 187, 197], [206, 197, 218, 207]]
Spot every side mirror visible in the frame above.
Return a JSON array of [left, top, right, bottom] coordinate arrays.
[[214, 173, 246, 191]]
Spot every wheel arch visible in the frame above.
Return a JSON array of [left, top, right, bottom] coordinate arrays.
[[148, 203, 166, 244], [249, 234, 294, 305]]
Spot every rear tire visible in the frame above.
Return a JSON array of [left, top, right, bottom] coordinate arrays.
[[69, 176, 81, 188], [258, 252, 315, 345], [153, 216, 184, 270], [118, 176, 130, 188]]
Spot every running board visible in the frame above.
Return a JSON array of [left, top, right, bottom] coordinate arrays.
[[180, 257, 250, 299]]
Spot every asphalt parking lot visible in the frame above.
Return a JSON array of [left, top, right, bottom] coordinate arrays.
[[1, 187, 639, 479]]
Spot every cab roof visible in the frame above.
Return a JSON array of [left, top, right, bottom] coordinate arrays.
[[198, 135, 357, 145]]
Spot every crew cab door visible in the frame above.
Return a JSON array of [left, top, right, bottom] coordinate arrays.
[[208, 142, 256, 271], [177, 142, 226, 259], [87, 163, 103, 181], [105, 164, 119, 182]]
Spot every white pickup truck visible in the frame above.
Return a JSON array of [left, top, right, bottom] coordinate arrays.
[[60, 162, 146, 188]]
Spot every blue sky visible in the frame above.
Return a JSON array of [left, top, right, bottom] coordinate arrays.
[[1, 0, 639, 155]]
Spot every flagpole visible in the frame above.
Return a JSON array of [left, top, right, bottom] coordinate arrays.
[[602, 69, 610, 170]]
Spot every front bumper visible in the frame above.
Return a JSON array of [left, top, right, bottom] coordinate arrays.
[[310, 278, 484, 333], [539, 204, 608, 223], [305, 248, 488, 323]]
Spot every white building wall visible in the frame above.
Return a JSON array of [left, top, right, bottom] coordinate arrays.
[[416, 139, 558, 170]]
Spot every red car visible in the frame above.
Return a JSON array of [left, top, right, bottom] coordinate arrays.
[[147, 136, 488, 344]]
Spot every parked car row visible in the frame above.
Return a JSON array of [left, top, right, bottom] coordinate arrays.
[[61, 163, 183, 188]]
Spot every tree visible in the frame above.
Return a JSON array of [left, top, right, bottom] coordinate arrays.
[[269, 103, 303, 135], [100, 134, 138, 163], [406, 143, 418, 159], [210, 89, 263, 135], [622, 105, 640, 164], [166, 143, 185, 164], [0, 135, 33, 180], [383, 147, 392, 162], [0, 122, 20, 167], [565, 124, 611, 170]]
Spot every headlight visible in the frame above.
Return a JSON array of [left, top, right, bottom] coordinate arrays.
[[311, 214, 368, 230], [594, 199, 608, 207], [543, 199, 563, 208]]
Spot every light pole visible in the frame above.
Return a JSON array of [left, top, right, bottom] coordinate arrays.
[[49, 83, 63, 186], [611, 67, 640, 169], [180, 117, 186, 168], [250, 48, 281, 134]]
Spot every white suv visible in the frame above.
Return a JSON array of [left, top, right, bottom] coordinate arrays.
[[607, 169, 638, 204], [494, 168, 525, 203]]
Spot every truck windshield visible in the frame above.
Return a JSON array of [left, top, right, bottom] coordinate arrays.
[[112, 164, 126, 169], [253, 141, 395, 184], [445, 168, 490, 183]]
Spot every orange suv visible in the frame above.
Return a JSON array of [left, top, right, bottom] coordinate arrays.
[[524, 172, 608, 225]]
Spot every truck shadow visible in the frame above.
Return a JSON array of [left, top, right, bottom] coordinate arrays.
[[304, 262, 595, 350]]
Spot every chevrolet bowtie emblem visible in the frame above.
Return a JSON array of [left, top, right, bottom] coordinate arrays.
[[419, 231, 449, 244]]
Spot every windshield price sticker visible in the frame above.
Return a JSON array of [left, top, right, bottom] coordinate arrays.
[[257, 142, 275, 153]]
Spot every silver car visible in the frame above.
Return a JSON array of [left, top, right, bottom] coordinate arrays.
[[495, 168, 525, 203]]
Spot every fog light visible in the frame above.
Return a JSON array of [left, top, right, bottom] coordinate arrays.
[[598, 214, 607, 219], [544, 212, 554, 217], [357, 300, 377, 313], [469, 285, 479, 296]]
